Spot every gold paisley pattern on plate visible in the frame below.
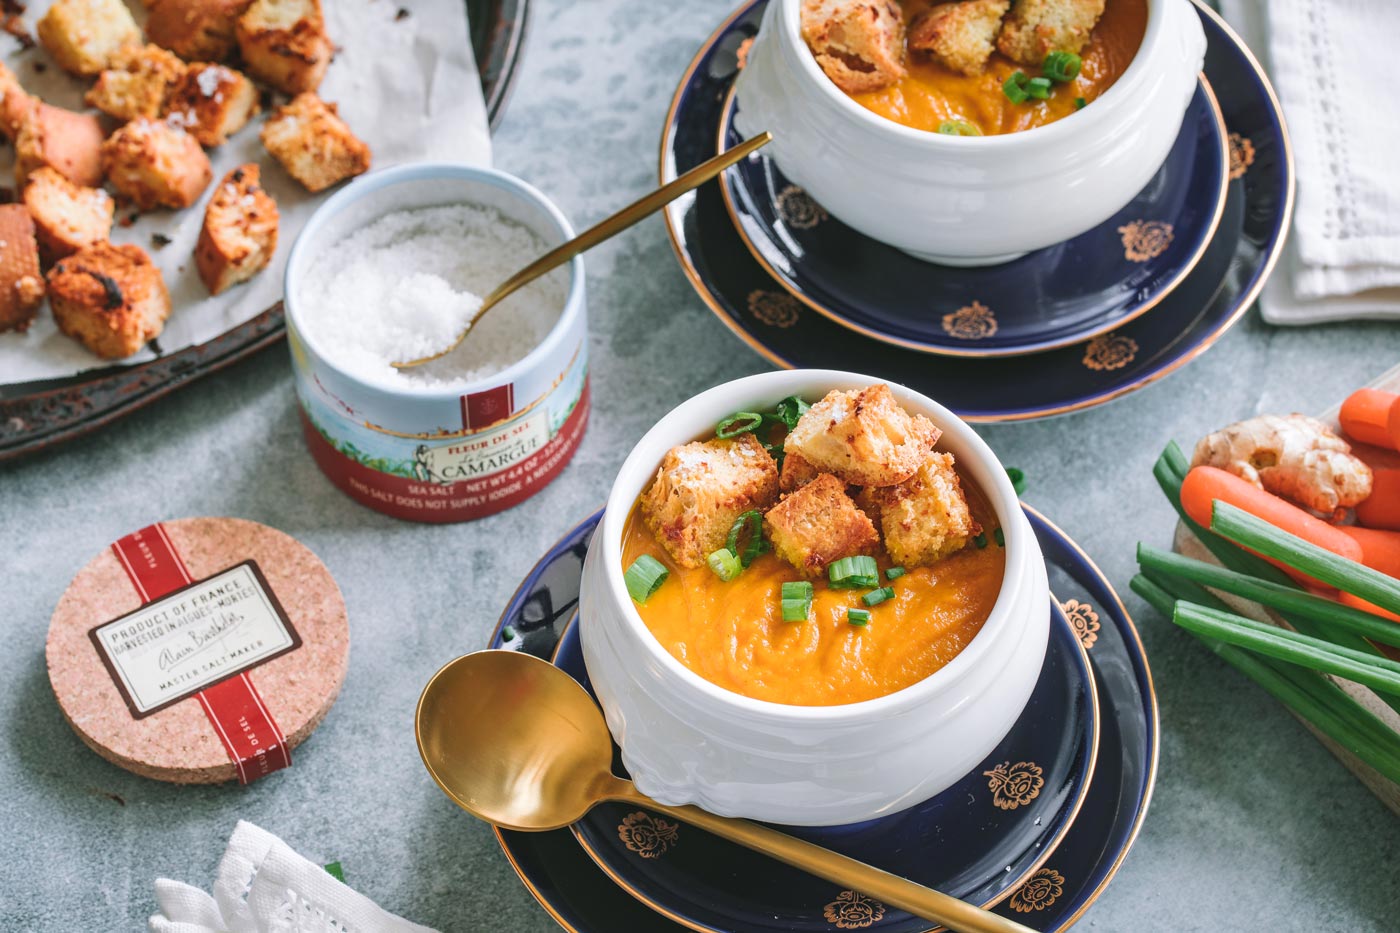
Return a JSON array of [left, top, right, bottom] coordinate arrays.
[[747, 290, 801, 328], [617, 811, 680, 859], [941, 301, 998, 340], [983, 760, 1044, 810], [822, 890, 886, 929], [1061, 598, 1101, 649], [1009, 868, 1065, 913], [776, 185, 828, 229], [1082, 333, 1138, 371], [1228, 131, 1255, 179], [1118, 220, 1174, 262]]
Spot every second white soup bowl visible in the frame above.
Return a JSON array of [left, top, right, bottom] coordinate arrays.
[[579, 370, 1050, 826]]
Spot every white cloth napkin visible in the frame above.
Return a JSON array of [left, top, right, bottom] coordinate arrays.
[[1219, 0, 1400, 325], [149, 821, 438, 933]]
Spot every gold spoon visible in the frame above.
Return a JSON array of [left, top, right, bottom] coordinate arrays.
[[392, 131, 773, 369], [416, 649, 1039, 933]]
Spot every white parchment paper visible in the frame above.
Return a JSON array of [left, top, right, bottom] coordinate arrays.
[[0, 0, 492, 383]]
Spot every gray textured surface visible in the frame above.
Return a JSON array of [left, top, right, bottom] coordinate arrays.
[[3, 1, 1399, 930]]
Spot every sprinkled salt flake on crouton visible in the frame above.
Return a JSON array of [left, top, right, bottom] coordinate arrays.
[[785, 384, 940, 487]]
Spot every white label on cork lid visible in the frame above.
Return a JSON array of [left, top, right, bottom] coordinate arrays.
[[90, 561, 300, 718]]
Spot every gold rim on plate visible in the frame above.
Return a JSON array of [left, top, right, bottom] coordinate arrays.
[[657, 0, 1296, 421], [713, 77, 1231, 359]]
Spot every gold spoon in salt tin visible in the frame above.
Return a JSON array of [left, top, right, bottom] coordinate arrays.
[[416, 649, 1040, 933], [392, 131, 773, 369]]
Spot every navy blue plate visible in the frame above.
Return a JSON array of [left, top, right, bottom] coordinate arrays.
[[719, 81, 1228, 357], [489, 505, 1158, 931], [662, 0, 1292, 421]]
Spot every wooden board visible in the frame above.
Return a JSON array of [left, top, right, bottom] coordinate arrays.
[[1175, 363, 1400, 817]]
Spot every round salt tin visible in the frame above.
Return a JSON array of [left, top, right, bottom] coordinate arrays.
[[285, 164, 589, 523]]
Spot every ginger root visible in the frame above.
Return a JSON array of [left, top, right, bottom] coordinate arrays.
[[1191, 414, 1373, 515]]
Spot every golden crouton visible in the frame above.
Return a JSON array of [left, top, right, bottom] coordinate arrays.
[[869, 452, 980, 568], [196, 164, 278, 295], [22, 167, 115, 264], [0, 205, 45, 333], [785, 384, 941, 487], [165, 63, 259, 147], [260, 93, 371, 192], [997, 0, 1105, 65], [48, 242, 171, 358], [146, 0, 253, 62], [910, 0, 1010, 77], [86, 45, 188, 121], [101, 118, 213, 210], [236, 0, 332, 95], [0, 62, 32, 140], [15, 103, 106, 188], [36, 0, 141, 76], [765, 473, 880, 577], [642, 434, 780, 569], [780, 450, 822, 492], [800, 0, 906, 94]]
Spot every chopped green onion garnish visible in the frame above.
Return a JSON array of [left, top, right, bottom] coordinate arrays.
[[501, 625, 516, 642], [975, 533, 988, 549], [936, 119, 981, 136], [847, 608, 871, 626], [782, 581, 814, 600], [886, 567, 906, 580], [726, 510, 766, 566], [1006, 467, 1027, 495], [717, 411, 764, 438], [829, 555, 880, 589], [1002, 72, 1030, 104], [773, 395, 810, 432], [862, 586, 895, 607], [1042, 51, 1082, 82], [1026, 76, 1052, 100], [782, 598, 811, 622], [707, 547, 743, 582], [994, 528, 1005, 547], [625, 555, 669, 604], [1074, 96, 1087, 110]]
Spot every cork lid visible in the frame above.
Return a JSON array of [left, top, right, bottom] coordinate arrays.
[[47, 517, 349, 784]]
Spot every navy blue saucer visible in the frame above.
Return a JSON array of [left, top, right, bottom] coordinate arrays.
[[662, 0, 1292, 421], [719, 81, 1227, 357], [488, 505, 1158, 931]]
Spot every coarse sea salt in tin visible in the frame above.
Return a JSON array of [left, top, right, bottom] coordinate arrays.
[[285, 164, 589, 522]]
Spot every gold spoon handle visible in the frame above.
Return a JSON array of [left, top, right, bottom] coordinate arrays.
[[632, 798, 1039, 933], [393, 131, 773, 368]]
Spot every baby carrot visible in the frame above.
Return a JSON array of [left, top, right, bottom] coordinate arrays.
[[1339, 388, 1400, 451], [1180, 466, 1363, 588], [1353, 442, 1400, 531]]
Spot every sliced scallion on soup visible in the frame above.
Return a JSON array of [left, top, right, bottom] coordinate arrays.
[[937, 120, 981, 137], [829, 555, 880, 589], [707, 547, 743, 582], [625, 555, 669, 604], [1042, 51, 1083, 83], [1026, 77, 1052, 100], [847, 608, 871, 626], [717, 411, 764, 438]]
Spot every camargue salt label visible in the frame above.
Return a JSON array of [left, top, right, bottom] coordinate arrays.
[[89, 561, 301, 719]]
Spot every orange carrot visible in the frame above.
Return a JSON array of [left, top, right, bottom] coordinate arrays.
[[1339, 388, 1400, 451], [1353, 442, 1400, 531], [1339, 525, 1400, 580], [1180, 466, 1363, 588], [1338, 591, 1400, 623]]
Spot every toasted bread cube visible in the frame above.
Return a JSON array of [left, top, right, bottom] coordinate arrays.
[[36, 0, 141, 76], [765, 473, 879, 577], [195, 163, 278, 294], [800, 0, 906, 94], [910, 0, 1010, 77], [870, 452, 979, 568], [0, 205, 45, 333], [22, 167, 115, 263], [780, 450, 822, 492], [260, 93, 371, 192], [15, 103, 106, 188], [997, 0, 1105, 65], [48, 242, 171, 358], [101, 118, 213, 210], [86, 45, 188, 121], [164, 63, 259, 147], [785, 384, 941, 487], [236, 0, 331, 94], [146, 0, 253, 61], [642, 434, 780, 569], [0, 61, 33, 140]]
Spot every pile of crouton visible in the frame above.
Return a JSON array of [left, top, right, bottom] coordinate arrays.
[[801, 0, 1107, 92], [642, 384, 981, 578], [0, 0, 372, 359]]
